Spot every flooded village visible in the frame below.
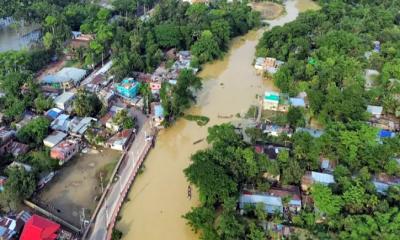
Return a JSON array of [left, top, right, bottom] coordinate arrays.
[[116, 1, 322, 240], [0, 0, 399, 239]]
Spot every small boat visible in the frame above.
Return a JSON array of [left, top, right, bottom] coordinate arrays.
[[193, 139, 204, 145], [218, 114, 233, 119]]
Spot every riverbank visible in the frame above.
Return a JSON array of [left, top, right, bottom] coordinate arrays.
[[116, 1, 320, 239]]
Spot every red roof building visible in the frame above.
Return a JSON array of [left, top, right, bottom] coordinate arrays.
[[20, 215, 60, 240]]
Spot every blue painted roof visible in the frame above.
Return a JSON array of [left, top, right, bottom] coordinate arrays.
[[379, 129, 395, 138], [46, 108, 63, 120]]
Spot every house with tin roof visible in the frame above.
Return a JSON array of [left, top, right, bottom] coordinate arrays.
[[239, 192, 283, 214], [43, 131, 68, 148], [41, 67, 87, 89], [301, 171, 335, 192], [106, 129, 134, 151], [268, 185, 302, 214], [45, 108, 64, 120], [51, 114, 71, 132], [296, 127, 324, 138], [367, 105, 383, 119], [372, 173, 400, 194], [54, 92, 75, 112]]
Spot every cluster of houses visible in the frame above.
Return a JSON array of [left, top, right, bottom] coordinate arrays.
[[0, 211, 77, 240], [240, 117, 399, 237], [263, 91, 307, 112], [0, 26, 200, 200], [255, 57, 285, 75], [363, 41, 400, 133]]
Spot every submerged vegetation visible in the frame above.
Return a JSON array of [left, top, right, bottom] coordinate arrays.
[[185, 0, 400, 239], [184, 114, 210, 126]]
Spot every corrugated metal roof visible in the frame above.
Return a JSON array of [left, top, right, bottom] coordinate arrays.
[[290, 97, 306, 107], [367, 105, 383, 115], [296, 127, 324, 138], [373, 181, 389, 194], [54, 92, 75, 105], [239, 194, 283, 214], [311, 171, 335, 184]]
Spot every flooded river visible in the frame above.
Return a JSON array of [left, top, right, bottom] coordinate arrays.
[[117, 1, 320, 239]]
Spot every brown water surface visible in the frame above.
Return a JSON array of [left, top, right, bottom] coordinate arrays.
[[117, 1, 319, 239]]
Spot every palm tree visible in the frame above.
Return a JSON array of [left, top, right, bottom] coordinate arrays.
[[139, 83, 152, 114]]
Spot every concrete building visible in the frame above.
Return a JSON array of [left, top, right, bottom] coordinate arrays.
[[264, 91, 280, 110], [115, 78, 141, 99], [50, 139, 80, 165], [20, 215, 61, 240], [106, 129, 134, 151], [100, 106, 124, 132]]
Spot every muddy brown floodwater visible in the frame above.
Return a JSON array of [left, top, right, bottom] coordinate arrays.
[[117, 1, 320, 239]]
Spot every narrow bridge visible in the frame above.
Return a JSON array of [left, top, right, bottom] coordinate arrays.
[[83, 120, 154, 240]]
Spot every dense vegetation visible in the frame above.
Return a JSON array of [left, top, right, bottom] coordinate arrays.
[[257, 0, 400, 124], [185, 122, 400, 239], [110, 0, 260, 78], [0, 0, 261, 205], [184, 0, 400, 239]]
